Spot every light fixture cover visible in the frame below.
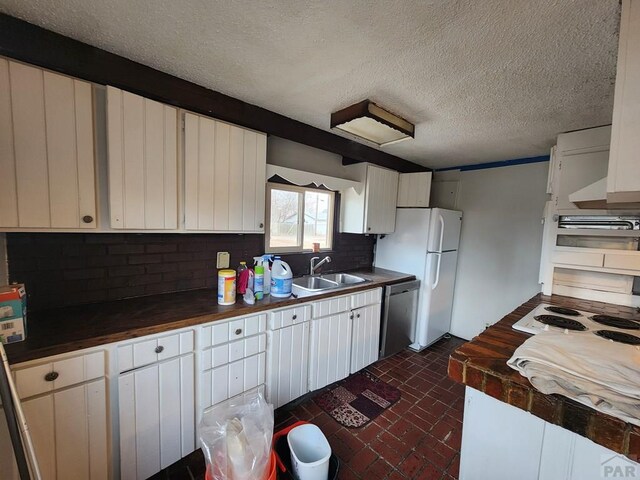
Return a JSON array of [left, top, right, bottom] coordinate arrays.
[[331, 100, 414, 146]]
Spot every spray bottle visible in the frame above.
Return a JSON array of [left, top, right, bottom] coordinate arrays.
[[262, 254, 273, 295], [253, 256, 264, 300]]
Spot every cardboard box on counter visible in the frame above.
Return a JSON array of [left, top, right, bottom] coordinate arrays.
[[0, 284, 27, 344]]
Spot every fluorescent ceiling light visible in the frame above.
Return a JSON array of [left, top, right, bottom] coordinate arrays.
[[331, 100, 414, 146]]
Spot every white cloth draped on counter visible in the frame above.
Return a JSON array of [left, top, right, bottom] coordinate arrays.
[[507, 330, 640, 426]]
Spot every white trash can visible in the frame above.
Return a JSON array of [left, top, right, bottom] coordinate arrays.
[[287, 423, 331, 480]]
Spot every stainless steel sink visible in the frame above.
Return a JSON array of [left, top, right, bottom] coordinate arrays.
[[320, 273, 367, 285], [292, 276, 338, 291], [291, 273, 369, 297]]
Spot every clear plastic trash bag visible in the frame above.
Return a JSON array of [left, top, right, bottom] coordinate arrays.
[[199, 391, 274, 480]]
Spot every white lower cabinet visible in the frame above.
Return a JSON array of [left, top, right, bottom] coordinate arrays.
[[118, 354, 195, 480], [1, 351, 108, 480], [266, 304, 312, 408], [198, 314, 267, 419], [459, 387, 545, 480], [200, 350, 266, 408], [308, 287, 383, 392], [460, 387, 640, 480], [8, 380, 109, 480], [309, 312, 352, 391], [267, 322, 310, 409], [350, 303, 382, 374]]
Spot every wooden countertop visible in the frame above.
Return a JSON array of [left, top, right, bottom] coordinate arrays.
[[448, 293, 640, 461], [5, 268, 414, 364]]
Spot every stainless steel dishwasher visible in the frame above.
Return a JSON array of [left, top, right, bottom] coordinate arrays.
[[379, 279, 420, 358]]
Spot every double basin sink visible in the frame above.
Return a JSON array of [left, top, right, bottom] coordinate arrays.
[[292, 273, 369, 298]]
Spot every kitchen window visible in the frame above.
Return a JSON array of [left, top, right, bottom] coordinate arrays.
[[265, 183, 335, 253]]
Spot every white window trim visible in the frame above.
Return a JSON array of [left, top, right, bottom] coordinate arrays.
[[265, 183, 335, 254]]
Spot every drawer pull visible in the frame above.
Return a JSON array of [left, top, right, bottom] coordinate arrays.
[[82, 215, 94, 224], [155, 345, 164, 354], [44, 372, 59, 382], [292, 314, 297, 320], [235, 328, 243, 335]]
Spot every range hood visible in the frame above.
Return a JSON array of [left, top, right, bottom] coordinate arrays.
[[569, 178, 640, 209], [568, 178, 609, 209]]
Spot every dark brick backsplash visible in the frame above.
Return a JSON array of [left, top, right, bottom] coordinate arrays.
[[6, 232, 375, 311]]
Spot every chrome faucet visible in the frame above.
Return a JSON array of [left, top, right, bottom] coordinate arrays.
[[310, 256, 331, 275]]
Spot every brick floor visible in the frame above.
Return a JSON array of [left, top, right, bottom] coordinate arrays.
[[152, 335, 466, 480]]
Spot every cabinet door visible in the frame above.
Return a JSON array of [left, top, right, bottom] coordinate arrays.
[[200, 352, 266, 410], [459, 387, 545, 480], [241, 128, 267, 232], [106, 86, 178, 229], [308, 312, 352, 391], [119, 354, 195, 480], [0, 59, 96, 228], [54, 380, 108, 480], [266, 323, 310, 408], [0, 379, 108, 480], [538, 422, 616, 480], [397, 172, 432, 207], [184, 112, 266, 232], [364, 165, 398, 234], [608, 0, 640, 203], [350, 304, 381, 374]]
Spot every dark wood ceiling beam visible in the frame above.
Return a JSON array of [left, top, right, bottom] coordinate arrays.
[[0, 14, 427, 173]]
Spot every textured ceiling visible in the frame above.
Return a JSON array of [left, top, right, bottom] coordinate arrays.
[[0, 0, 620, 169]]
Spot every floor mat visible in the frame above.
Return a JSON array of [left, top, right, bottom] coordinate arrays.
[[314, 370, 401, 428]]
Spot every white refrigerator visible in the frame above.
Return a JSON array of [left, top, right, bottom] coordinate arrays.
[[374, 208, 462, 350]]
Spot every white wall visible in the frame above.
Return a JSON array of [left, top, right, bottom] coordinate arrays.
[[267, 136, 360, 180], [433, 162, 549, 340]]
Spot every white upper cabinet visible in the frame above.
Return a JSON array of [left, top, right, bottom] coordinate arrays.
[[183, 112, 266, 232], [341, 164, 399, 234], [555, 126, 610, 211], [0, 59, 97, 229], [397, 171, 432, 207], [607, 0, 640, 203], [106, 86, 178, 229]]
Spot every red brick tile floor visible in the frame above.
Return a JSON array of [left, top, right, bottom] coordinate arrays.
[[151, 335, 466, 480]]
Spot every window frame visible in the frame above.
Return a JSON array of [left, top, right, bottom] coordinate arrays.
[[265, 182, 335, 254]]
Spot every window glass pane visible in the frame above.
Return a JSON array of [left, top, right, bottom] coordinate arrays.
[[303, 191, 332, 250], [269, 189, 301, 248]]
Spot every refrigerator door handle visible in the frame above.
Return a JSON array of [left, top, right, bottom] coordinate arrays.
[[432, 253, 442, 289], [438, 214, 445, 252]]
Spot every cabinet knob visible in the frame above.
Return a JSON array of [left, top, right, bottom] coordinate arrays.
[[155, 345, 164, 354], [292, 314, 297, 320], [357, 313, 361, 318], [235, 328, 243, 335], [82, 215, 94, 224], [367, 227, 371, 231], [44, 372, 59, 382], [350, 314, 354, 320], [259, 223, 264, 228]]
